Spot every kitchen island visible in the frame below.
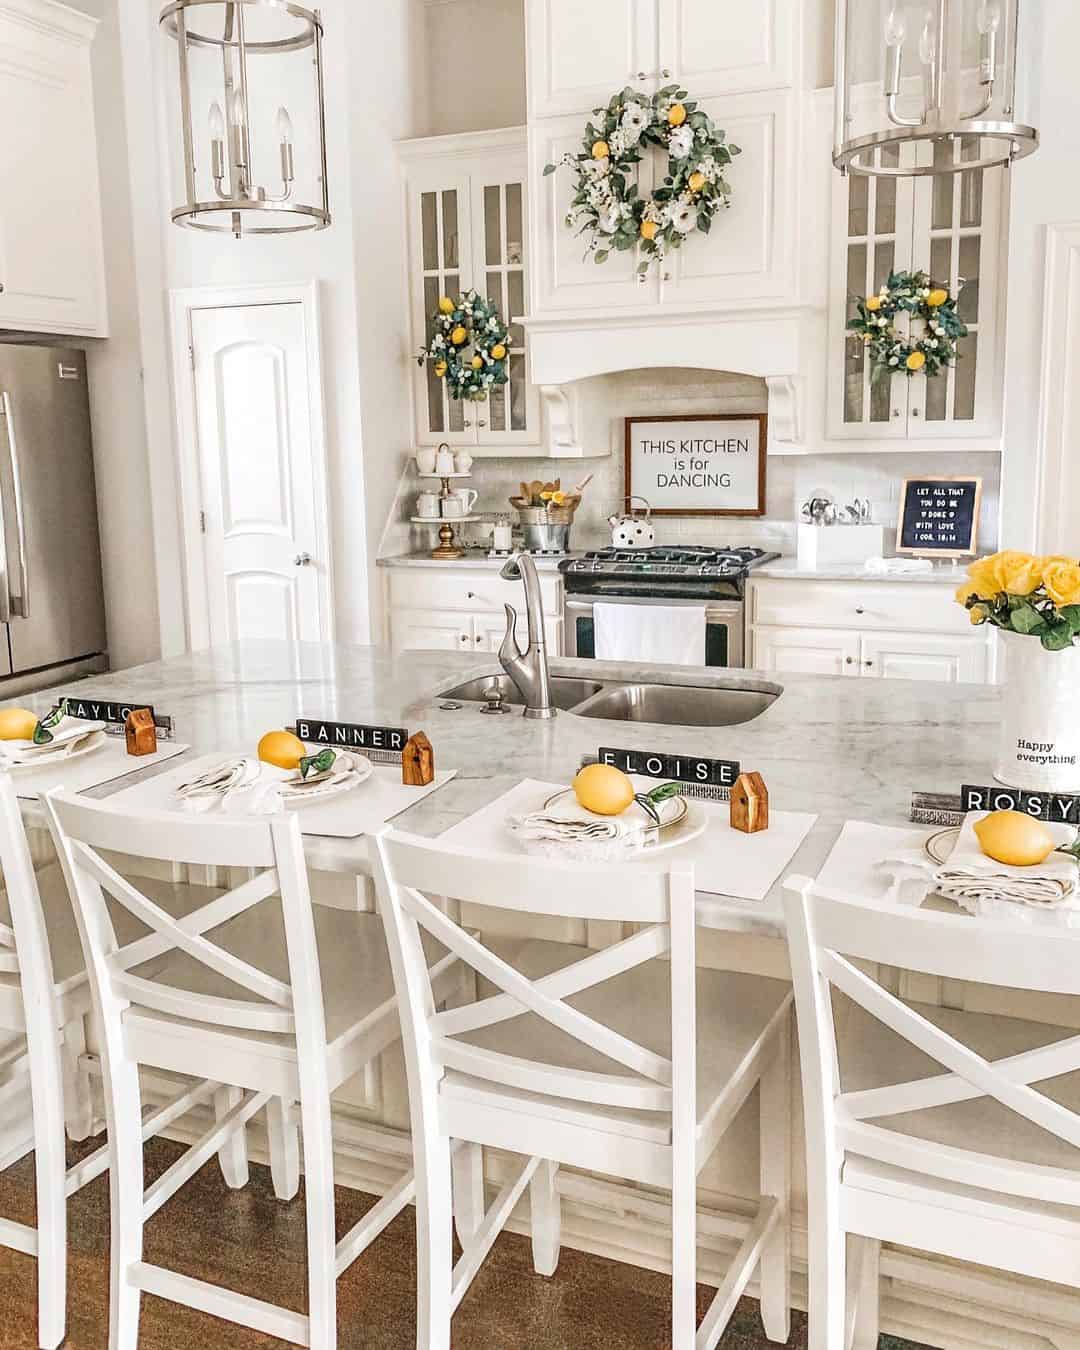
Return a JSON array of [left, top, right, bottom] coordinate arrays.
[[20, 641, 1025, 1349]]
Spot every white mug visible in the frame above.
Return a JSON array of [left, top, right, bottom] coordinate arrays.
[[416, 447, 437, 475], [446, 487, 478, 515], [416, 491, 440, 519], [435, 446, 456, 476], [441, 496, 466, 519], [454, 449, 473, 474]]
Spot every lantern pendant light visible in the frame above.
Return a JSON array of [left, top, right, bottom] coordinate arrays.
[[160, 0, 330, 236], [833, 0, 1038, 177]]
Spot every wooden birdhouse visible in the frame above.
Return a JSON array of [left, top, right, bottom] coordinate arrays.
[[730, 771, 769, 833], [402, 731, 435, 786], [125, 707, 157, 757]]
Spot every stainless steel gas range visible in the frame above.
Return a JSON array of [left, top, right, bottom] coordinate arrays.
[[558, 546, 779, 668]]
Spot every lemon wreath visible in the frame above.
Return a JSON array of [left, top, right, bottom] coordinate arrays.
[[543, 83, 739, 274], [417, 289, 510, 402], [848, 269, 968, 383]]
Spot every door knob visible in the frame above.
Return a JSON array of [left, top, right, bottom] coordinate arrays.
[[294, 552, 313, 567], [845, 656, 854, 665]]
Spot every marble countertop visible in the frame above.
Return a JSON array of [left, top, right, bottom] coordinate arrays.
[[22, 641, 1000, 939], [377, 551, 576, 572], [754, 558, 970, 584]]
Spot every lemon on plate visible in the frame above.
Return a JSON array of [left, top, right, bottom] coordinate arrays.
[[257, 729, 306, 771], [0, 708, 39, 741], [572, 763, 635, 817], [973, 810, 1057, 867]]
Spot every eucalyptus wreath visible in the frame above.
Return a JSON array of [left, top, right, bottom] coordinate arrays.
[[848, 269, 968, 382], [543, 83, 739, 274], [417, 289, 510, 402]]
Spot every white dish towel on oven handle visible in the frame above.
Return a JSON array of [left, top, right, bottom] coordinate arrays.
[[592, 601, 706, 665]]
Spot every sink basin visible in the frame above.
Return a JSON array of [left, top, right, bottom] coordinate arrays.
[[573, 682, 779, 727], [439, 674, 605, 711]]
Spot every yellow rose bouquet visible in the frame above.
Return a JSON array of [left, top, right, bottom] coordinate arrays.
[[956, 551, 1080, 650]]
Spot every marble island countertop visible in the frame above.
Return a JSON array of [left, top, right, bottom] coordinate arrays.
[[25, 640, 1001, 938]]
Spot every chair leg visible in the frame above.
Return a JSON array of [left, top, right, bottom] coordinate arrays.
[[29, 1029, 68, 1349], [416, 1136, 453, 1350], [806, 1184, 847, 1350], [671, 1153, 697, 1347], [61, 1016, 94, 1142], [298, 1091, 337, 1350], [214, 1085, 249, 1190], [106, 1058, 145, 1350], [451, 1141, 484, 1249], [266, 1097, 300, 1201], [848, 1237, 881, 1350], [529, 1158, 560, 1278], [758, 1014, 791, 1344]]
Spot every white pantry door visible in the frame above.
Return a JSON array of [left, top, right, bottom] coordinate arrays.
[[189, 302, 331, 646]]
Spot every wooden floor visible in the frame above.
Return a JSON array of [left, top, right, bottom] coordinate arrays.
[[0, 1137, 936, 1349]]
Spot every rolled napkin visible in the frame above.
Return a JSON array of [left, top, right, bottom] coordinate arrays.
[[508, 811, 646, 861], [863, 556, 934, 576], [0, 715, 105, 766], [879, 813, 1078, 920], [175, 758, 283, 816]]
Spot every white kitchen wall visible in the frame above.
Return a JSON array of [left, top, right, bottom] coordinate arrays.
[[415, 0, 526, 135]]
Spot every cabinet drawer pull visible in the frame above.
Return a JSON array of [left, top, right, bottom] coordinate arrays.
[[660, 67, 671, 77], [459, 634, 469, 643], [855, 606, 865, 615], [635, 69, 647, 80], [892, 408, 901, 418], [845, 656, 854, 665], [864, 660, 874, 667]]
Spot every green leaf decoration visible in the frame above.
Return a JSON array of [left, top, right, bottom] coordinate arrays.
[[299, 748, 336, 779], [1011, 602, 1047, 635], [1041, 623, 1076, 652], [543, 163, 556, 175], [645, 782, 682, 803], [32, 700, 67, 745]]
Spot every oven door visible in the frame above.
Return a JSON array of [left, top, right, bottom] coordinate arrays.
[[563, 595, 745, 667]]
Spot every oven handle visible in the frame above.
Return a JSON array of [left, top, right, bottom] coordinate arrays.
[[564, 596, 743, 622]]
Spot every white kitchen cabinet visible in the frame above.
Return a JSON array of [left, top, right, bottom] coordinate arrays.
[[859, 632, 990, 684], [400, 130, 540, 454], [752, 626, 859, 677], [0, 0, 107, 338], [826, 118, 1004, 446], [391, 607, 473, 653], [526, 0, 794, 119], [385, 565, 564, 656]]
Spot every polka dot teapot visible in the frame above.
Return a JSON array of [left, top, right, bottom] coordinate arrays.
[[607, 496, 656, 549]]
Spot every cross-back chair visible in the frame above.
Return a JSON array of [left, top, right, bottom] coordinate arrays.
[[0, 771, 257, 1348], [45, 788, 461, 1350], [785, 871, 1080, 1349], [372, 825, 794, 1350]]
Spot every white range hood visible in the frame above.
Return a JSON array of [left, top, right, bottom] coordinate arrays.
[[522, 305, 814, 457]]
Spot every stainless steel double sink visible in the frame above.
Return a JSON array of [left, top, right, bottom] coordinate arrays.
[[438, 673, 781, 727]]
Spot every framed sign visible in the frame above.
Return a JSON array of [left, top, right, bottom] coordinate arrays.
[[624, 413, 767, 517], [895, 476, 981, 558]]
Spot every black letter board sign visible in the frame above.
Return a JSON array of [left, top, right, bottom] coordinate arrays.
[[962, 783, 1080, 824], [295, 718, 408, 753], [599, 746, 740, 787], [895, 476, 981, 558]]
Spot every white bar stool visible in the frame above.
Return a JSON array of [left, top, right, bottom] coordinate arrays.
[[372, 826, 794, 1349], [786, 870, 1080, 1349]]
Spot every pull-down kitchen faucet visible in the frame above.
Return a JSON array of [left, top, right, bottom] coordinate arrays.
[[498, 551, 555, 719]]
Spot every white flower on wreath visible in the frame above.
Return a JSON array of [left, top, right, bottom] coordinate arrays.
[[697, 154, 719, 182], [620, 101, 649, 143], [671, 197, 698, 235], [583, 156, 609, 177], [642, 199, 670, 227], [668, 125, 694, 159], [609, 129, 628, 156], [597, 205, 620, 234]]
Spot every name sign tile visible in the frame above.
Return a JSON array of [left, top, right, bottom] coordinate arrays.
[[295, 718, 409, 754], [599, 746, 740, 788], [961, 782, 1080, 824]]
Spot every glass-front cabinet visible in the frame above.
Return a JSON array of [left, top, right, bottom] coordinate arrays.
[[401, 130, 540, 453], [827, 132, 1003, 444]]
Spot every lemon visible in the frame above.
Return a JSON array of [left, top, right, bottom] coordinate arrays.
[[490, 343, 507, 360], [438, 296, 455, 315], [668, 103, 687, 126], [471, 355, 483, 370], [688, 170, 705, 193], [591, 140, 610, 159], [0, 707, 38, 741], [434, 359, 448, 378], [865, 295, 882, 311], [257, 729, 306, 771], [640, 219, 658, 241], [927, 288, 948, 307], [450, 325, 467, 346], [973, 811, 1057, 867], [572, 764, 635, 817], [906, 350, 926, 371]]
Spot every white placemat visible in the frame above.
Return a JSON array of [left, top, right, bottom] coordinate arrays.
[[104, 751, 456, 839], [10, 736, 190, 801], [436, 778, 817, 902]]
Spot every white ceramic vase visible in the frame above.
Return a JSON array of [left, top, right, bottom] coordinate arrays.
[[995, 629, 1080, 791]]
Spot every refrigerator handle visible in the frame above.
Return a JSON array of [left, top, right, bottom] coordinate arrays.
[[1, 393, 29, 619], [0, 395, 11, 623]]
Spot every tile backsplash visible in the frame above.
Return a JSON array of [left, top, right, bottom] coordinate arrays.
[[381, 367, 1001, 557]]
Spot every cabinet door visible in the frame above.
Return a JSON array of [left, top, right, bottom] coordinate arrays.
[[527, 0, 658, 119], [0, 9, 106, 336], [530, 114, 660, 314], [752, 627, 859, 676], [406, 168, 477, 446], [472, 610, 563, 656], [391, 607, 472, 654], [660, 90, 792, 307], [657, 0, 794, 97], [470, 156, 541, 448], [860, 632, 989, 684]]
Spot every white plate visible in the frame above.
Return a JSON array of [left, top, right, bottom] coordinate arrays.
[[924, 826, 959, 865], [543, 787, 689, 831], [3, 729, 108, 770], [529, 790, 707, 855], [280, 751, 374, 804]]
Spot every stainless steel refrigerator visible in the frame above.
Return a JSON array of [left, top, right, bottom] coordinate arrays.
[[0, 344, 107, 693]]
